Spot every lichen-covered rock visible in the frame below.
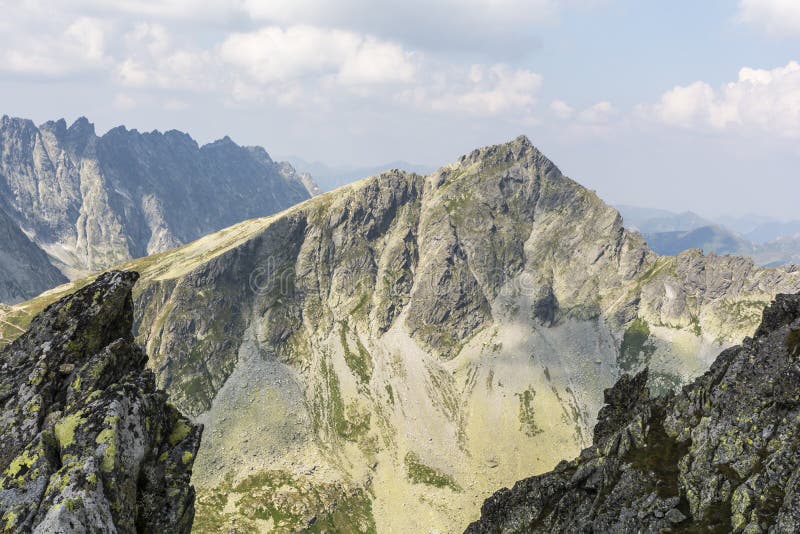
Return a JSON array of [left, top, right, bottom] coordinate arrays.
[[466, 292, 800, 533], [0, 271, 201, 533]]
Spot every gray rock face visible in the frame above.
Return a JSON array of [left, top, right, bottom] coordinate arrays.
[[466, 292, 800, 533], [0, 207, 66, 304], [0, 271, 201, 533], [0, 115, 310, 284]]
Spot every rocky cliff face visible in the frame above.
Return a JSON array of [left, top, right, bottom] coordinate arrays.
[[0, 207, 67, 304], [467, 292, 800, 533], [2, 137, 799, 532], [0, 271, 201, 533], [0, 115, 310, 288]]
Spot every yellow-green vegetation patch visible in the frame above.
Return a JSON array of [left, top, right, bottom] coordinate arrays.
[[95, 426, 118, 472], [636, 257, 674, 286], [181, 451, 194, 464], [339, 322, 373, 385], [717, 299, 772, 337], [350, 291, 370, 318], [318, 356, 370, 442], [5, 448, 38, 478], [167, 419, 192, 446], [3, 511, 18, 531], [54, 412, 85, 448], [194, 470, 376, 533], [404, 452, 462, 492], [516, 386, 543, 437]]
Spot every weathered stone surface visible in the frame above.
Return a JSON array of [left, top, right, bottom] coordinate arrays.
[[0, 271, 201, 533], [467, 293, 800, 533]]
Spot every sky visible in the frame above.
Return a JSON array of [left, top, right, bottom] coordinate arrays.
[[1, 0, 798, 217]]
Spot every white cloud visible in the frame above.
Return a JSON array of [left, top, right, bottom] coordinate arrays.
[[739, 0, 800, 35], [576, 101, 615, 123], [550, 99, 616, 125], [0, 17, 110, 77], [550, 99, 575, 119], [219, 26, 541, 117], [642, 61, 800, 137], [337, 38, 416, 85], [218, 26, 416, 90], [0, 2, 550, 120], [417, 64, 542, 117], [116, 24, 215, 91]]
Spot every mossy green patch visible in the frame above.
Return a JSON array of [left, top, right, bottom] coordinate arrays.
[[618, 319, 656, 373], [339, 322, 373, 385], [404, 452, 462, 492], [194, 470, 376, 533], [516, 386, 543, 437]]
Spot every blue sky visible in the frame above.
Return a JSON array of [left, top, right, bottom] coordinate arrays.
[[1, 0, 798, 217]]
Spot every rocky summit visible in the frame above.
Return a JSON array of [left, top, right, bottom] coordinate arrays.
[[0, 271, 201, 533], [1, 137, 800, 532], [467, 292, 800, 533], [0, 115, 314, 301]]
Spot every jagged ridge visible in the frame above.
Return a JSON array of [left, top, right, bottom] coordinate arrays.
[[0, 115, 312, 295], [467, 292, 800, 533], [0, 271, 201, 533]]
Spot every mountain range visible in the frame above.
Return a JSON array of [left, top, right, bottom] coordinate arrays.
[[616, 205, 800, 267], [286, 156, 435, 192], [0, 115, 315, 303], [2, 136, 799, 532]]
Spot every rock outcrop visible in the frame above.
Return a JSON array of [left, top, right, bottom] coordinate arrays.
[[0, 271, 201, 533], [467, 292, 800, 533], [2, 137, 800, 532], [0, 115, 310, 294]]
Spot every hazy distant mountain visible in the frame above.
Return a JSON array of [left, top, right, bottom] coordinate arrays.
[[286, 156, 435, 191], [744, 220, 800, 244], [0, 115, 311, 299], [4, 137, 799, 532], [715, 213, 778, 235], [642, 225, 754, 257], [615, 204, 713, 233], [619, 205, 800, 267]]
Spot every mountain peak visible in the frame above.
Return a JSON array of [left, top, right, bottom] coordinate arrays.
[[68, 116, 95, 135], [456, 135, 553, 172]]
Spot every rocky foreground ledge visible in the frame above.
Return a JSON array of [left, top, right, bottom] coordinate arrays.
[[0, 271, 202, 533], [467, 293, 800, 533]]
